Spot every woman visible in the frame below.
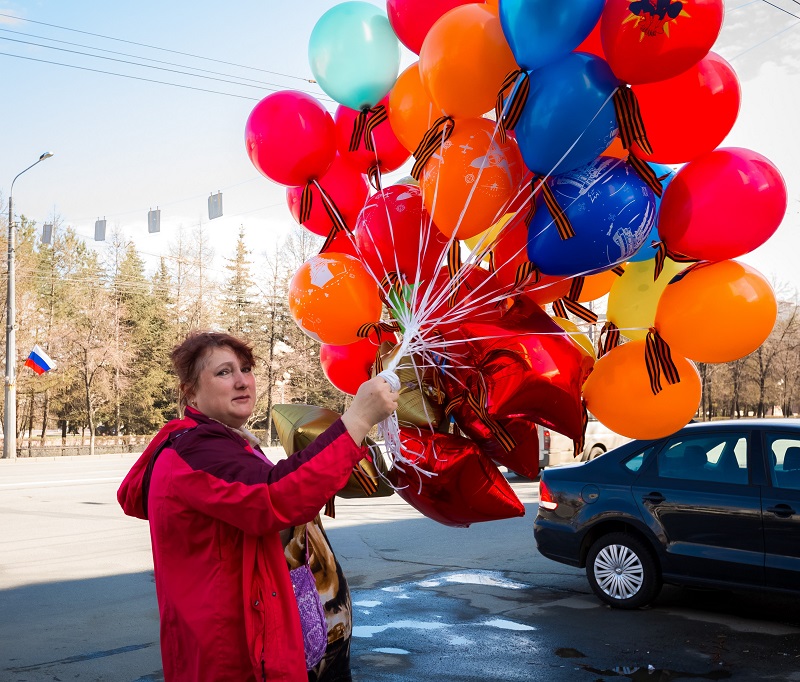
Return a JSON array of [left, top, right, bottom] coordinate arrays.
[[118, 331, 398, 681]]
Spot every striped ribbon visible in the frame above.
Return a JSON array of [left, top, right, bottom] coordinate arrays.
[[357, 320, 402, 344], [411, 116, 455, 180], [488, 250, 496, 274], [373, 347, 384, 376], [597, 321, 621, 358], [628, 154, 663, 197], [447, 241, 463, 308], [573, 402, 588, 459], [515, 261, 541, 289], [367, 164, 383, 191], [349, 104, 388, 152], [645, 328, 680, 395], [351, 460, 379, 496], [316, 182, 352, 253], [298, 182, 314, 225], [494, 69, 530, 143], [444, 379, 517, 453], [532, 175, 575, 240], [612, 265, 626, 276], [613, 87, 653, 156], [653, 242, 698, 281], [380, 271, 404, 305], [552, 297, 599, 324], [568, 277, 584, 301]]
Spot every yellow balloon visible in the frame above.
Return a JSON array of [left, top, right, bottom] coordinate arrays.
[[552, 317, 596, 360], [463, 213, 513, 263], [606, 258, 687, 341]]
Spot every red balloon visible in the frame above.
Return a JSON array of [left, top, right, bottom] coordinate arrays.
[[390, 430, 525, 527], [325, 231, 359, 258], [441, 298, 593, 441], [286, 154, 369, 237], [631, 52, 740, 164], [354, 184, 448, 284], [601, 0, 724, 85], [334, 96, 411, 175], [320, 334, 396, 395], [245, 91, 336, 187], [658, 148, 787, 261], [455, 414, 541, 480], [387, 0, 477, 54]]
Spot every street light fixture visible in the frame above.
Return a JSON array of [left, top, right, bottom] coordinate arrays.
[[4, 152, 54, 460]]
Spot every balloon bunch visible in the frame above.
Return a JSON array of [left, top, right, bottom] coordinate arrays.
[[245, 0, 787, 526]]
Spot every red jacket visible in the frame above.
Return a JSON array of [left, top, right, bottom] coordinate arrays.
[[118, 407, 365, 681]]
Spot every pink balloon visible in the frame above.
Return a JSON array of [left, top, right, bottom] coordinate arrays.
[[659, 148, 787, 261], [334, 96, 411, 175], [245, 91, 336, 187], [354, 184, 448, 283], [286, 155, 369, 238], [387, 0, 478, 54]]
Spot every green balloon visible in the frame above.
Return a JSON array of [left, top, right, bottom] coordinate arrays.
[[309, 1, 401, 111]]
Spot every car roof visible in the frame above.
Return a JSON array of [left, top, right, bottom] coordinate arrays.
[[678, 419, 800, 432]]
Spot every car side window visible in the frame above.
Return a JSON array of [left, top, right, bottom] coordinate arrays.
[[765, 435, 800, 491], [623, 446, 655, 473], [657, 434, 749, 484]]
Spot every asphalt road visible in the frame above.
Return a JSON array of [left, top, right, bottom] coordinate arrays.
[[1, 453, 799, 682]]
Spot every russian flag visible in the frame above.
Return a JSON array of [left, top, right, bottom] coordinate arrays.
[[25, 345, 56, 375]]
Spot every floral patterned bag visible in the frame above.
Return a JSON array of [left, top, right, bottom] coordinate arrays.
[[289, 525, 328, 670]]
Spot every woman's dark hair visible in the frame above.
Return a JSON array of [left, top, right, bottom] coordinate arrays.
[[171, 331, 256, 408]]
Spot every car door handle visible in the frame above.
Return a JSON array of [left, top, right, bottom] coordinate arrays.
[[766, 504, 796, 518], [642, 492, 665, 505]]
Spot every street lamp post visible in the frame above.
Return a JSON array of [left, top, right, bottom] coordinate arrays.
[[4, 152, 54, 460]]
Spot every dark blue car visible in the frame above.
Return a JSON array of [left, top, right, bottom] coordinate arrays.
[[533, 419, 800, 608]]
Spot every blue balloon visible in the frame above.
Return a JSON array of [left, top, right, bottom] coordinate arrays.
[[499, 0, 606, 71], [627, 163, 676, 263], [309, 2, 401, 111], [514, 53, 619, 176], [527, 157, 657, 277]]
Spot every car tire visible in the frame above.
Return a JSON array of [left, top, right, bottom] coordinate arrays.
[[587, 446, 605, 461], [586, 532, 661, 609]]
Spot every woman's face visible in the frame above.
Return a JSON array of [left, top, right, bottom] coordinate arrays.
[[188, 346, 256, 429]]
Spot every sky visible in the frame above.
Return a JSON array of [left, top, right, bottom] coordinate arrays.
[[0, 0, 798, 293]]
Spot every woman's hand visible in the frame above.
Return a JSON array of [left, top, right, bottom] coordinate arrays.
[[341, 375, 400, 444]]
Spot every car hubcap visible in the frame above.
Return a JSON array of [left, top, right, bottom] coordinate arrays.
[[594, 544, 644, 600]]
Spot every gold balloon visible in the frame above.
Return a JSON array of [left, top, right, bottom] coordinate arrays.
[[375, 343, 445, 430], [552, 317, 596, 360], [271, 403, 393, 498], [607, 258, 687, 341]]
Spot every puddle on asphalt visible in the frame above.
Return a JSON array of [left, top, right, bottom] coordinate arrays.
[[354, 600, 381, 608], [555, 648, 732, 679], [353, 620, 451, 638], [416, 570, 529, 590], [483, 618, 536, 632], [371, 648, 410, 655]]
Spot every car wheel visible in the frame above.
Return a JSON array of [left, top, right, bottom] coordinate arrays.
[[587, 446, 605, 461], [586, 532, 661, 609]]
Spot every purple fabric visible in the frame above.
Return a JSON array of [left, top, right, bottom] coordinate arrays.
[[289, 563, 328, 670]]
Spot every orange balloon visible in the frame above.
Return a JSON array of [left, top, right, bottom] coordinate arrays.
[[655, 260, 777, 363], [574, 270, 618, 302], [583, 340, 701, 440], [419, 4, 518, 119], [289, 253, 382, 346], [421, 117, 524, 239], [389, 62, 438, 154], [492, 212, 570, 304], [602, 136, 628, 160]]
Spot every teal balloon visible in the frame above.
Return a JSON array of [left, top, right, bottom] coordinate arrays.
[[309, 2, 401, 111]]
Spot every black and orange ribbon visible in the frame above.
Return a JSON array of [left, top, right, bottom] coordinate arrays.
[[380, 271, 404, 307], [444, 378, 517, 453], [313, 181, 352, 253], [366, 164, 382, 191], [645, 328, 680, 395], [597, 321, 621, 359], [613, 86, 664, 197], [573, 401, 589, 459], [612, 265, 626, 277], [653, 241, 698, 281], [351, 460, 379, 496], [514, 261, 542, 290], [447, 241, 462, 308], [531, 175, 575, 240], [349, 104, 389, 153], [357, 320, 402, 344], [495, 69, 531, 143], [411, 116, 455, 180], [488, 250, 496, 274], [552, 278, 598, 324]]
